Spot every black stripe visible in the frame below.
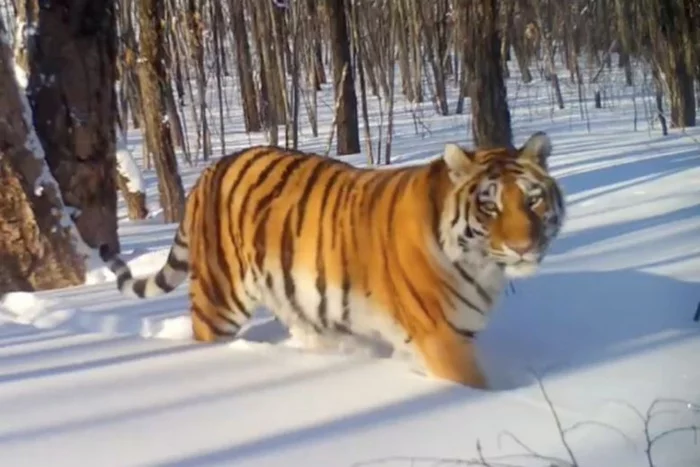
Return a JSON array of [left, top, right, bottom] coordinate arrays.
[[315, 234, 328, 329], [191, 302, 234, 337], [332, 323, 352, 335], [154, 271, 173, 292], [173, 231, 188, 249], [347, 192, 361, 253], [210, 156, 246, 315], [330, 177, 353, 249], [319, 168, 344, 216], [314, 169, 343, 329], [365, 171, 395, 214], [441, 278, 483, 314], [223, 153, 264, 299], [246, 155, 309, 299], [110, 257, 129, 275], [133, 280, 146, 298], [253, 208, 271, 271], [280, 210, 321, 332], [444, 319, 476, 339], [253, 156, 308, 223], [379, 249, 399, 323], [166, 250, 189, 271], [236, 153, 284, 233], [213, 149, 273, 315], [192, 260, 228, 312], [453, 262, 492, 305], [386, 171, 414, 238], [229, 286, 250, 318], [340, 234, 352, 327], [296, 159, 330, 236], [216, 307, 243, 328], [395, 263, 436, 328], [116, 271, 131, 291]]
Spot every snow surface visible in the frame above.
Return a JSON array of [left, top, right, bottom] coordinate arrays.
[[1, 59, 699, 467]]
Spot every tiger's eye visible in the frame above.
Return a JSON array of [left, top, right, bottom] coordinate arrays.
[[481, 201, 498, 214], [528, 192, 543, 207]]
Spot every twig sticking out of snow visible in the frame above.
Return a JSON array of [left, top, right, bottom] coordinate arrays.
[[350, 373, 700, 467]]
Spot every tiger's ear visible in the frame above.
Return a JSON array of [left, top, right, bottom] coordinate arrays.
[[443, 143, 475, 182], [518, 131, 552, 168]]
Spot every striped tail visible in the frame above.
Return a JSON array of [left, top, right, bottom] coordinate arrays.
[[99, 228, 190, 299]]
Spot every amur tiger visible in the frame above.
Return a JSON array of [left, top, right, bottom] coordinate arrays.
[[100, 132, 565, 389]]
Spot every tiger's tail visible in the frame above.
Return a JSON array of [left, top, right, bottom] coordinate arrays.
[[99, 226, 190, 299]]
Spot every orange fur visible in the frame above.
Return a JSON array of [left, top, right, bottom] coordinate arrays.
[[101, 134, 565, 389]]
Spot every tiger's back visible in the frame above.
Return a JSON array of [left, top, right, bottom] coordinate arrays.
[[101, 134, 565, 389]]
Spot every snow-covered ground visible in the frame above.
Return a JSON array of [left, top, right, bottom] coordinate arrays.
[[1, 61, 699, 467]]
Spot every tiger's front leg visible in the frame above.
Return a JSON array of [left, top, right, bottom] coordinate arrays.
[[287, 323, 341, 351], [412, 324, 488, 389]]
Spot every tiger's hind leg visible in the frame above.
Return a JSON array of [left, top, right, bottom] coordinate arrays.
[[189, 276, 254, 343]]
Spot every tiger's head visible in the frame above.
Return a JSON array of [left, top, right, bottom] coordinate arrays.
[[439, 132, 566, 278]]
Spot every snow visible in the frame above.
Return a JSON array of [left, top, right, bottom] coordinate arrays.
[[1, 57, 699, 467]]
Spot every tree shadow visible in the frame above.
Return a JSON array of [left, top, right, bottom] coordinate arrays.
[[0, 336, 196, 384], [0, 351, 367, 446], [555, 148, 699, 200], [150, 383, 487, 467], [481, 266, 700, 384]]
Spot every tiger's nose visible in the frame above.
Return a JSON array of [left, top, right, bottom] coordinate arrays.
[[505, 240, 533, 256]]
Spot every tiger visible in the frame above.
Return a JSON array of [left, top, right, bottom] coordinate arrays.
[[99, 131, 565, 389]]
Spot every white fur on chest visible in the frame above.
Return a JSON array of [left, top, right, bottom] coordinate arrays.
[[427, 235, 506, 333]]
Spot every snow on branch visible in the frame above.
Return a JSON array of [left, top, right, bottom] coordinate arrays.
[[115, 131, 145, 194]]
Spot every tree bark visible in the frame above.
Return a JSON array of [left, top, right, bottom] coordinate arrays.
[[325, 0, 360, 155], [186, 0, 211, 160], [16, 0, 120, 253], [464, 0, 513, 148], [230, 0, 261, 132], [115, 131, 148, 220], [306, 0, 327, 88], [0, 16, 86, 293], [138, 0, 186, 223]]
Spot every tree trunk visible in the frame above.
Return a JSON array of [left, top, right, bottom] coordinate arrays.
[[186, 0, 211, 161], [230, 0, 261, 133], [0, 16, 86, 293], [306, 0, 327, 88], [115, 131, 148, 220], [138, 0, 186, 223], [665, 58, 696, 128], [325, 0, 360, 155], [16, 0, 120, 253], [464, 0, 513, 148]]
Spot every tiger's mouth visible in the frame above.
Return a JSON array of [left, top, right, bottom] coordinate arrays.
[[487, 250, 543, 278], [503, 261, 540, 278]]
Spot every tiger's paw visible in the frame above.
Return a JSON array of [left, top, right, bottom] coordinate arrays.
[[414, 329, 490, 390], [286, 326, 341, 353]]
